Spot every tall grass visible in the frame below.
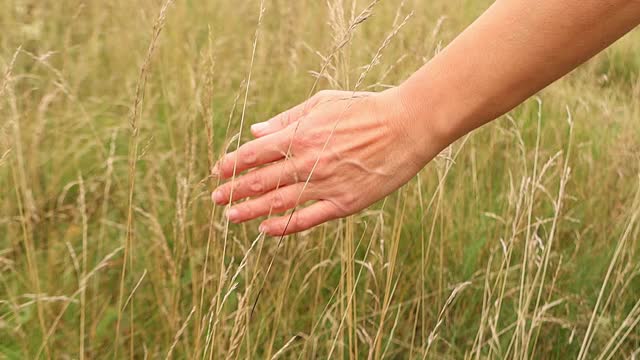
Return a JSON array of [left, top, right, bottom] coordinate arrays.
[[1, 0, 639, 358]]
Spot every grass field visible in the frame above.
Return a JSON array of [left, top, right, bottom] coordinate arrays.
[[1, 0, 640, 358]]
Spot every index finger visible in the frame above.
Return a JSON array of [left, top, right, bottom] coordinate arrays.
[[213, 129, 293, 179], [250, 96, 320, 138]]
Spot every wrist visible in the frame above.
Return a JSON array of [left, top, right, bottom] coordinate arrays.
[[382, 80, 459, 166], [373, 87, 439, 170]]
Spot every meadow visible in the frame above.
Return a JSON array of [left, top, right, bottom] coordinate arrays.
[[1, 0, 640, 358]]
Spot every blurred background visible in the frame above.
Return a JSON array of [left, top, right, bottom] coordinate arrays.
[[1, 0, 639, 358]]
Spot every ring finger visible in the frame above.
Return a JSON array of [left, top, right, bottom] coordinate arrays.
[[225, 183, 316, 224], [212, 159, 304, 205]]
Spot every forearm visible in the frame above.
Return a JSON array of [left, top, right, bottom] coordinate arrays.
[[213, 0, 640, 236], [397, 0, 640, 154]]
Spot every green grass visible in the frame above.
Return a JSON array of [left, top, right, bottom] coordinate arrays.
[[1, 0, 639, 358]]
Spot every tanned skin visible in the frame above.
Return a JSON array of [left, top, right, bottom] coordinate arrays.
[[212, 0, 640, 236]]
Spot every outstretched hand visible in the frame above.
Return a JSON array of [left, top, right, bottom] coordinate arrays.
[[211, 89, 445, 236]]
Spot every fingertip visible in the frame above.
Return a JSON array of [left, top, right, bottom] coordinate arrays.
[[251, 122, 269, 138], [226, 208, 241, 223], [212, 189, 226, 205]]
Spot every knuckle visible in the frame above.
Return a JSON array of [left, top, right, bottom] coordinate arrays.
[[308, 130, 325, 145], [341, 192, 358, 210], [312, 153, 335, 179], [299, 156, 317, 173], [247, 173, 264, 193], [316, 153, 333, 167], [331, 194, 356, 215], [242, 147, 257, 165], [313, 160, 330, 179], [293, 212, 309, 230], [286, 160, 302, 183], [271, 192, 286, 211], [291, 132, 308, 148], [293, 129, 324, 149], [277, 112, 290, 128]]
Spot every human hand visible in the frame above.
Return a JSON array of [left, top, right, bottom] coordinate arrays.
[[211, 89, 444, 236]]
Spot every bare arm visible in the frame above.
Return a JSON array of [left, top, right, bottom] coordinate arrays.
[[398, 0, 640, 155], [212, 0, 640, 236]]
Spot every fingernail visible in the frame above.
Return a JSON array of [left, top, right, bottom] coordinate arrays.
[[212, 190, 225, 204], [251, 122, 269, 134], [211, 165, 220, 176], [226, 208, 240, 222], [259, 223, 269, 233]]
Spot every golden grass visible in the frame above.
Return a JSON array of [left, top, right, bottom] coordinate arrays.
[[1, 0, 639, 358]]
